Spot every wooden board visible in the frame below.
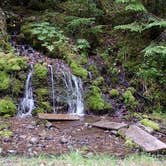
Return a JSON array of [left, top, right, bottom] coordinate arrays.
[[38, 113, 80, 121], [121, 125, 166, 152], [92, 121, 128, 130]]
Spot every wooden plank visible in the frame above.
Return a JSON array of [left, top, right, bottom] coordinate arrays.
[[38, 113, 80, 121], [122, 125, 166, 152], [92, 121, 128, 130]]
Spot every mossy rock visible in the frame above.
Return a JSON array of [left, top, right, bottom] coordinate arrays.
[[0, 52, 27, 72], [109, 89, 119, 97], [140, 119, 160, 131], [12, 79, 23, 96], [86, 85, 111, 112], [92, 76, 104, 86], [70, 61, 88, 79], [0, 98, 16, 116], [34, 63, 48, 79], [36, 88, 49, 101], [39, 102, 52, 113], [122, 90, 138, 108]]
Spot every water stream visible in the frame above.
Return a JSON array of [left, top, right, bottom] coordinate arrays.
[[62, 71, 84, 116], [18, 64, 35, 117], [48, 65, 56, 113]]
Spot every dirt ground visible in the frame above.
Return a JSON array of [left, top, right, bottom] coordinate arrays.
[[0, 115, 165, 157]]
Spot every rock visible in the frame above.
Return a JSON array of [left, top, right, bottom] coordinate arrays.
[[7, 150, 17, 154], [45, 122, 52, 129], [137, 123, 154, 134], [26, 124, 35, 129], [120, 125, 166, 152], [0, 147, 2, 154], [110, 130, 118, 135], [60, 137, 68, 144], [29, 137, 39, 144], [92, 121, 128, 130]]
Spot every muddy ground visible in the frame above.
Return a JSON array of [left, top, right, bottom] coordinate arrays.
[[0, 115, 165, 157]]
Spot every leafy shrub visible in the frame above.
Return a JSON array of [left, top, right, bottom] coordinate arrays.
[[0, 98, 16, 116]]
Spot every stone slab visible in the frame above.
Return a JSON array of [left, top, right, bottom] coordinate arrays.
[[92, 121, 128, 130], [121, 125, 166, 152], [38, 113, 80, 121]]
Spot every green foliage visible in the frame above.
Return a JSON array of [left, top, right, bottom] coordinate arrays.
[[0, 72, 10, 91], [76, 39, 90, 56], [34, 64, 48, 79], [22, 22, 68, 54], [140, 118, 160, 130], [0, 98, 16, 116], [109, 89, 119, 97], [61, 0, 103, 18], [115, 0, 147, 12]]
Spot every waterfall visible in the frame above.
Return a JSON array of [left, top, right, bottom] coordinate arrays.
[[48, 65, 56, 113], [18, 64, 34, 117], [62, 72, 84, 116]]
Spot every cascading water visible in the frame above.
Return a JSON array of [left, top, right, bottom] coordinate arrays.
[[62, 72, 84, 116], [18, 64, 34, 117], [48, 65, 56, 113]]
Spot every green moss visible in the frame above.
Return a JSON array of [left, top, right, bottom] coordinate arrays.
[[140, 119, 160, 130], [70, 61, 88, 79], [0, 72, 10, 90], [40, 102, 52, 113], [0, 98, 16, 116], [0, 130, 13, 138], [88, 64, 99, 77], [109, 89, 119, 97], [0, 52, 27, 72], [36, 88, 49, 101], [92, 77, 104, 86], [86, 85, 111, 111], [125, 137, 138, 148], [34, 64, 48, 79], [123, 90, 138, 107], [13, 79, 23, 96]]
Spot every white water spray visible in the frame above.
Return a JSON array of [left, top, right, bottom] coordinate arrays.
[[18, 64, 34, 117]]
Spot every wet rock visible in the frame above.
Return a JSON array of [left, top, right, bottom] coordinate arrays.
[[45, 122, 52, 129], [60, 137, 68, 144], [110, 130, 118, 135], [7, 149, 17, 154], [27, 124, 35, 129], [45, 136, 53, 141], [29, 137, 39, 144], [0, 147, 2, 154]]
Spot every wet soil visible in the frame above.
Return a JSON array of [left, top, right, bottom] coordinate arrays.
[[0, 115, 136, 157]]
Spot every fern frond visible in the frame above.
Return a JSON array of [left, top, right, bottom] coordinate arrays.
[[114, 22, 144, 32]]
